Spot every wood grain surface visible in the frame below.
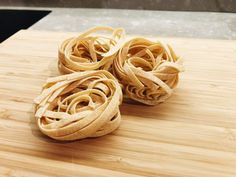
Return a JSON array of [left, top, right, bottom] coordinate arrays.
[[0, 30, 236, 177]]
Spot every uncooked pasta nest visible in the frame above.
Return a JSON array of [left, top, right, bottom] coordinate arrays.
[[34, 70, 122, 141], [35, 26, 184, 141], [58, 26, 125, 74], [112, 37, 184, 105]]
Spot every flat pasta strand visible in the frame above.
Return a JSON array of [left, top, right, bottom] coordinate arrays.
[[58, 26, 125, 74], [112, 37, 184, 105], [34, 70, 123, 141], [35, 27, 184, 141]]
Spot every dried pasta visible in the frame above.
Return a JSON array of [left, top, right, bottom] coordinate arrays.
[[34, 70, 122, 140], [34, 27, 184, 141], [112, 37, 184, 105], [58, 26, 125, 74]]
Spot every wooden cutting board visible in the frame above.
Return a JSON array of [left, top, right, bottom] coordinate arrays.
[[0, 30, 236, 177]]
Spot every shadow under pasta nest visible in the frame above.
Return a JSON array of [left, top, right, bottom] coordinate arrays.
[[120, 91, 185, 120]]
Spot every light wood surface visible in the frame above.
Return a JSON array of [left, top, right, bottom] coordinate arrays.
[[0, 30, 236, 177]]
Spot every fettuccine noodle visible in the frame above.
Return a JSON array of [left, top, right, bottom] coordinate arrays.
[[34, 27, 184, 141], [34, 70, 122, 140], [58, 26, 125, 74], [112, 37, 184, 105]]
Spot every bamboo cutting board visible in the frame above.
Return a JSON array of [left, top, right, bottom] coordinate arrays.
[[0, 30, 236, 177]]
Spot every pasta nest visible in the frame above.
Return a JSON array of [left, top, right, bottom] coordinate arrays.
[[34, 70, 122, 140], [112, 37, 184, 105], [58, 26, 125, 74]]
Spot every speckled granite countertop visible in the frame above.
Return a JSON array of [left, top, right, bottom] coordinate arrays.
[[2, 7, 236, 39]]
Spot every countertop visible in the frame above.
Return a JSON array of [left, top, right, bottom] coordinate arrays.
[[1, 6, 236, 40]]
